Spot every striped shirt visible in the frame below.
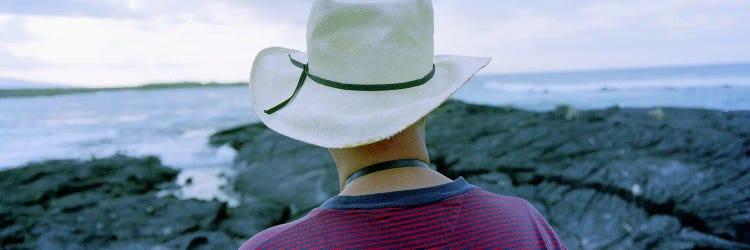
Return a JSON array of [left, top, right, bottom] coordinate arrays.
[[239, 177, 566, 249]]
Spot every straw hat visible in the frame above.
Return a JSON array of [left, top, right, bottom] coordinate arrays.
[[249, 0, 490, 148]]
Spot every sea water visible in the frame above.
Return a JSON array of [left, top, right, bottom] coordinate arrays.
[[454, 63, 750, 111], [1, 63, 749, 169], [0, 87, 255, 204], [0, 63, 748, 203], [0, 87, 255, 169]]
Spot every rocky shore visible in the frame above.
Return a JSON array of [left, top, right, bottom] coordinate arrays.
[[2, 100, 749, 249], [0, 155, 279, 249]]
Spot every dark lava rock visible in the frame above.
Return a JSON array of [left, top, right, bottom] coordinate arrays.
[[31, 194, 227, 249], [0, 155, 249, 249], [164, 231, 238, 250], [211, 100, 750, 250], [0, 155, 177, 206], [219, 199, 288, 239], [216, 124, 339, 218], [426, 102, 750, 249]]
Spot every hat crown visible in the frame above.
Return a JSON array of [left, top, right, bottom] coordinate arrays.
[[306, 0, 434, 85]]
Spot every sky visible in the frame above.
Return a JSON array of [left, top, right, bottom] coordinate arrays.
[[0, 0, 749, 87]]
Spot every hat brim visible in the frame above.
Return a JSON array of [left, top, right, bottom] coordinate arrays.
[[249, 47, 491, 148]]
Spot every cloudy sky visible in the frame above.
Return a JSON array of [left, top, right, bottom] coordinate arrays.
[[0, 0, 749, 87]]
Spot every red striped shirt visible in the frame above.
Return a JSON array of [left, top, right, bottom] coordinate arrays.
[[239, 177, 567, 249]]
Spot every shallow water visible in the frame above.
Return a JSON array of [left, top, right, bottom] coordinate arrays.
[[455, 63, 750, 111], [0, 87, 255, 169], [455, 84, 750, 111], [2, 65, 749, 205], [2, 67, 750, 169]]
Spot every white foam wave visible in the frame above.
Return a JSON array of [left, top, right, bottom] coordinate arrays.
[[482, 77, 750, 93]]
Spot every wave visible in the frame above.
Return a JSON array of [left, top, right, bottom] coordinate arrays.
[[480, 77, 750, 93]]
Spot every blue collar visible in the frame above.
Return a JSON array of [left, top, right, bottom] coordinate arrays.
[[320, 177, 475, 210]]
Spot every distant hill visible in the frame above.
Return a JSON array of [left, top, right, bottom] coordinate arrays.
[[0, 78, 70, 89], [0, 81, 245, 98]]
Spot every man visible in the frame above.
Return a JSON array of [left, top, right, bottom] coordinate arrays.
[[240, 0, 567, 249]]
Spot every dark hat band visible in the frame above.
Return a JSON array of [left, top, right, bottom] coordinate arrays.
[[263, 55, 436, 115]]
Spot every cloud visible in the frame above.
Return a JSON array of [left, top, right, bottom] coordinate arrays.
[[0, 0, 139, 18], [432, 0, 750, 72], [0, 15, 31, 43], [0, 2, 307, 86], [0, 0, 748, 87], [228, 0, 311, 26], [0, 49, 40, 70], [0, 0, 313, 26], [0, 16, 38, 70]]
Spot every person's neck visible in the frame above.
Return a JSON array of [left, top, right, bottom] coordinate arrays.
[[329, 124, 452, 195]]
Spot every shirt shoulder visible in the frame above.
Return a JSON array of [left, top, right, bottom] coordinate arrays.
[[463, 188, 568, 249], [466, 187, 533, 205]]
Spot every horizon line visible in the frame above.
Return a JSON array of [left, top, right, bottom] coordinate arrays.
[[2, 61, 749, 89]]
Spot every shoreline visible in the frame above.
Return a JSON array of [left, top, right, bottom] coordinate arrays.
[[0, 82, 245, 99], [2, 100, 749, 249]]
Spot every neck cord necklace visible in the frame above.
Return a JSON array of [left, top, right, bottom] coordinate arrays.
[[344, 159, 430, 187]]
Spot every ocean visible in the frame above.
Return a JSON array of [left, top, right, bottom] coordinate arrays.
[[454, 63, 750, 111], [1, 63, 749, 171]]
